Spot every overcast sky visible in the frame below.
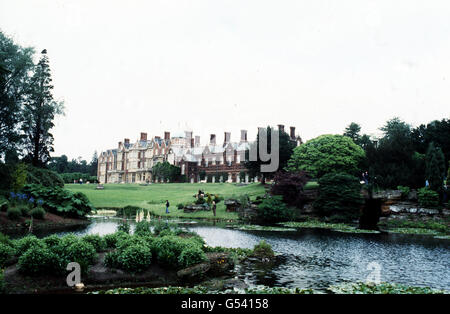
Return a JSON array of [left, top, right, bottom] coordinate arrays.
[[1, 0, 449, 160]]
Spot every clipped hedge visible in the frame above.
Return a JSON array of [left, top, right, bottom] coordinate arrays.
[[17, 246, 58, 275], [0, 243, 15, 267], [82, 234, 107, 252]]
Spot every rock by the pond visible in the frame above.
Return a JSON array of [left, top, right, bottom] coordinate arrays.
[[183, 203, 210, 213], [224, 199, 241, 212]]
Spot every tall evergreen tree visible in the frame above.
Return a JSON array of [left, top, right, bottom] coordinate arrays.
[[21, 49, 64, 167], [0, 31, 34, 160], [343, 122, 362, 144], [90, 151, 98, 176], [425, 142, 445, 195]]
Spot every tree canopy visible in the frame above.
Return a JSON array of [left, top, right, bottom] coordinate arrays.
[[286, 134, 365, 178]]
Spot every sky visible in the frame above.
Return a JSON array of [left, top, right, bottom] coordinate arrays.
[[1, 0, 450, 160]]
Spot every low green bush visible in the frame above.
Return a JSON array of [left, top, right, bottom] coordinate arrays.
[[30, 207, 45, 219], [134, 220, 152, 236], [64, 241, 97, 274], [17, 246, 57, 275], [117, 220, 130, 234], [257, 196, 293, 223], [116, 205, 140, 217], [0, 233, 13, 247], [0, 269, 4, 293], [42, 235, 61, 248], [397, 186, 411, 199], [103, 232, 128, 249], [418, 188, 440, 208], [14, 235, 45, 256], [0, 243, 15, 267], [153, 221, 171, 236], [115, 244, 152, 273], [178, 244, 207, 268], [7, 207, 22, 220], [151, 236, 186, 268], [18, 205, 30, 217], [252, 240, 274, 258], [82, 234, 107, 252], [177, 203, 184, 209]]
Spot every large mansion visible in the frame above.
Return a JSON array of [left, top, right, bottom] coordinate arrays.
[[97, 125, 301, 184]]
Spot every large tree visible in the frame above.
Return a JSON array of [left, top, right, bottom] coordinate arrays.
[[244, 126, 296, 184], [425, 142, 445, 195], [343, 122, 362, 144], [286, 134, 365, 178], [21, 49, 64, 167], [0, 31, 34, 160]]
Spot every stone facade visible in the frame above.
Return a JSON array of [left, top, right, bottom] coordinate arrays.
[[98, 125, 301, 184]]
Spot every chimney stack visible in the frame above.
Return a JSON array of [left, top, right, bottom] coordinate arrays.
[[190, 138, 195, 148], [118, 141, 122, 147], [210, 134, 216, 145], [140, 132, 147, 141], [240, 130, 247, 142], [195, 136, 200, 147], [185, 131, 193, 140], [164, 131, 170, 140], [224, 132, 231, 145], [278, 124, 285, 133], [124, 138, 130, 145], [290, 126, 296, 140]]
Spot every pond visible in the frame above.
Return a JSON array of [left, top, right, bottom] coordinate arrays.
[[40, 217, 450, 291]]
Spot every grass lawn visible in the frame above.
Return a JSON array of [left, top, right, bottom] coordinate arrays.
[[66, 183, 266, 220]]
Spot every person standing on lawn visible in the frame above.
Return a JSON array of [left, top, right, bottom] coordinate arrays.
[[165, 200, 170, 214], [212, 200, 216, 217]]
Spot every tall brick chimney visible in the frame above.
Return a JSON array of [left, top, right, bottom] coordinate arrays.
[[210, 134, 216, 145], [190, 138, 194, 148], [224, 132, 231, 145], [140, 132, 147, 141], [240, 130, 247, 142], [164, 131, 170, 140], [290, 126, 296, 140], [195, 136, 200, 147], [278, 124, 285, 133]]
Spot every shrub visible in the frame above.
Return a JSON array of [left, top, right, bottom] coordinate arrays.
[[64, 241, 97, 273], [0, 233, 13, 247], [14, 235, 45, 256], [22, 184, 94, 218], [104, 250, 120, 269], [116, 244, 152, 273], [17, 246, 57, 275], [30, 207, 45, 219], [135, 220, 152, 236], [82, 234, 107, 252], [117, 220, 130, 234], [103, 232, 126, 249], [271, 171, 310, 208], [151, 236, 186, 268], [178, 244, 207, 268], [18, 204, 30, 216], [42, 235, 61, 248], [418, 188, 440, 208], [257, 195, 293, 223], [153, 220, 170, 236], [0, 269, 4, 293], [314, 172, 364, 221], [0, 243, 15, 267], [158, 228, 175, 237], [116, 205, 140, 217], [252, 240, 274, 258], [177, 203, 184, 210], [7, 207, 22, 220], [397, 186, 411, 199], [26, 165, 64, 188]]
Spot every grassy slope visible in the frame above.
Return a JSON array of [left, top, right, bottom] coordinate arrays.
[[66, 183, 266, 220]]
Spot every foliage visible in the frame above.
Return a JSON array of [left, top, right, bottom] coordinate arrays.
[[287, 134, 365, 178], [256, 195, 293, 223], [21, 49, 64, 167], [14, 235, 46, 256], [82, 234, 107, 252], [177, 203, 184, 209], [425, 142, 445, 195], [152, 161, 181, 182], [314, 172, 364, 220], [48, 152, 98, 177], [26, 165, 64, 188], [270, 171, 310, 207], [63, 240, 97, 273], [22, 184, 94, 217], [252, 240, 274, 258], [0, 243, 15, 267], [178, 244, 207, 268], [418, 187, 440, 208], [397, 186, 410, 199], [328, 282, 447, 294], [17, 245, 58, 275], [29, 207, 45, 219], [245, 126, 297, 183], [6, 206, 22, 220], [0, 269, 4, 293], [60, 172, 98, 184], [103, 232, 125, 249], [42, 235, 61, 248], [115, 244, 152, 273], [117, 220, 130, 234], [11, 163, 27, 192], [343, 122, 362, 144], [116, 205, 141, 217], [134, 220, 152, 236]]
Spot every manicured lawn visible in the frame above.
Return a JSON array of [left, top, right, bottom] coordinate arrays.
[[66, 183, 266, 220]]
